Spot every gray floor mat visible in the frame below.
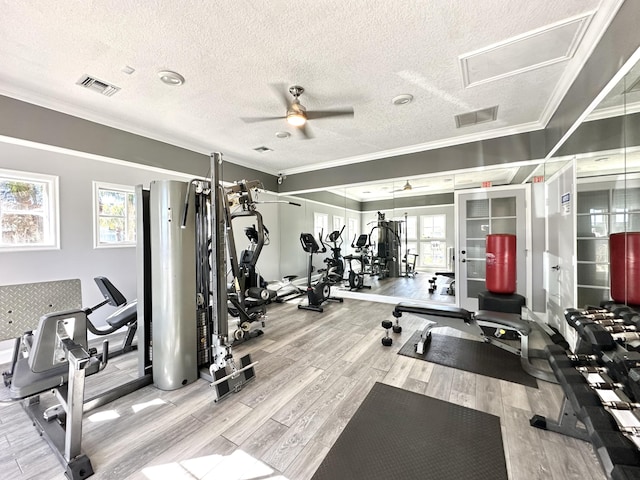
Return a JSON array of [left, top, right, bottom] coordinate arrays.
[[312, 382, 508, 480], [397, 329, 538, 388]]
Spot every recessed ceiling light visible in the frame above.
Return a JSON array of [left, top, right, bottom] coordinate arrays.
[[275, 131, 291, 139], [392, 94, 413, 105], [121, 65, 135, 75], [158, 70, 185, 86]]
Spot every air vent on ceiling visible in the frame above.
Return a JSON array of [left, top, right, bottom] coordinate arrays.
[[455, 106, 498, 128], [76, 74, 121, 97], [253, 146, 273, 153]]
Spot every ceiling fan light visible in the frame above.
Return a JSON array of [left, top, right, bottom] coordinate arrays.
[[403, 181, 412, 190], [287, 113, 307, 126]]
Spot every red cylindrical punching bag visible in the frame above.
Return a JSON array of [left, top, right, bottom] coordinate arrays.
[[610, 232, 640, 305], [485, 234, 516, 294]]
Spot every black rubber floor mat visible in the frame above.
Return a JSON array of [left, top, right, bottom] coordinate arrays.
[[312, 382, 508, 480], [398, 329, 538, 388]]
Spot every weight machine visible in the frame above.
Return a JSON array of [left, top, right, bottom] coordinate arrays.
[[140, 152, 257, 401], [369, 212, 402, 279], [223, 179, 273, 343]]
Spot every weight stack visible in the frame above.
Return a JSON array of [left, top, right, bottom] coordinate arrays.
[[150, 180, 198, 391], [485, 234, 517, 294], [610, 232, 640, 306]]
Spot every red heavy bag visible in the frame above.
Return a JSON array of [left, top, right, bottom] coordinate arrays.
[[610, 232, 640, 305], [485, 234, 516, 294]]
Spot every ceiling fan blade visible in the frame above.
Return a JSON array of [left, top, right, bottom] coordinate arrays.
[[298, 123, 313, 139], [240, 116, 285, 123], [268, 82, 292, 108], [306, 108, 354, 120]]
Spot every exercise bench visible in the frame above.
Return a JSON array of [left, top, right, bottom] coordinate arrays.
[[385, 303, 557, 383]]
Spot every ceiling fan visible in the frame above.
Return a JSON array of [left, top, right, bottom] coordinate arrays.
[[240, 84, 354, 138], [392, 180, 431, 193], [393, 180, 414, 192]]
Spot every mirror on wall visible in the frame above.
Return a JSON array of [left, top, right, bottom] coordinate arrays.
[[272, 54, 640, 311], [543, 56, 640, 314], [275, 186, 349, 302]]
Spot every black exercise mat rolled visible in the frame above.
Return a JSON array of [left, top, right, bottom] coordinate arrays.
[[398, 330, 538, 388], [312, 382, 508, 480]]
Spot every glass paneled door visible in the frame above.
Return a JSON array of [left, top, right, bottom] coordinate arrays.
[[456, 185, 528, 311]]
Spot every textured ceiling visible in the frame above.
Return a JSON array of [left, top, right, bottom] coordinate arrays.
[[0, 0, 622, 175]]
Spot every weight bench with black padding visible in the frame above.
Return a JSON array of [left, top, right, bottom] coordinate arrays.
[[390, 303, 556, 383]]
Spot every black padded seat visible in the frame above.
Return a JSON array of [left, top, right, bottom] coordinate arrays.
[[105, 301, 137, 329], [393, 303, 473, 322], [475, 310, 531, 335], [244, 298, 266, 308], [435, 271, 455, 279], [10, 358, 68, 400], [590, 430, 640, 471], [580, 406, 620, 435]]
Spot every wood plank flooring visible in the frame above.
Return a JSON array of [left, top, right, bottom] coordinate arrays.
[[336, 271, 456, 304], [0, 297, 606, 480]]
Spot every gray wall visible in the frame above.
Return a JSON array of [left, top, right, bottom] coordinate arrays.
[[0, 95, 279, 192], [0, 141, 188, 325], [228, 190, 281, 282]]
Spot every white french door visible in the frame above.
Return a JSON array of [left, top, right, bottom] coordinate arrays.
[[456, 185, 529, 311]]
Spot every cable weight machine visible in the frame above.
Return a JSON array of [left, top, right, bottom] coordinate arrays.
[[142, 153, 257, 402]]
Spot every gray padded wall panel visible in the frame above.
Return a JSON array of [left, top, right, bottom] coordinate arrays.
[[150, 180, 198, 391]]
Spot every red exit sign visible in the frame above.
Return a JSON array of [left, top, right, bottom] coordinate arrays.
[[533, 175, 545, 183], [481, 181, 492, 188]]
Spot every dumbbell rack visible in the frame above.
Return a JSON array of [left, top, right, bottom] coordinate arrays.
[[530, 304, 640, 479]]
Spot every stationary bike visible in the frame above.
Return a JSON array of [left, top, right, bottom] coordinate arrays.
[[344, 234, 372, 291], [298, 230, 344, 312], [324, 225, 346, 282]]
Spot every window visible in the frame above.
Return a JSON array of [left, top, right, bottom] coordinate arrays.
[[94, 182, 136, 247], [333, 215, 345, 233], [395, 215, 417, 259], [0, 169, 58, 251], [313, 212, 328, 240], [421, 214, 446, 239], [420, 214, 447, 268]]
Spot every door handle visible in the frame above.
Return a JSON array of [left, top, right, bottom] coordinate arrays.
[[461, 259, 466, 263], [551, 265, 560, 271]]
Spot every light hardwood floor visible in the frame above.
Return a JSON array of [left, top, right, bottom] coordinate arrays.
[[0, 297, 606, 480]]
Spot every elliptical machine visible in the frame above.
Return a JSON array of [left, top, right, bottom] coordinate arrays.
[[298, 229, 344, 312], [324, 225, 346, 282], [344, 234, 372, 291]]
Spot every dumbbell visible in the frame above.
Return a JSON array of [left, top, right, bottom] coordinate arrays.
[[381, 320, 393, 346]]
